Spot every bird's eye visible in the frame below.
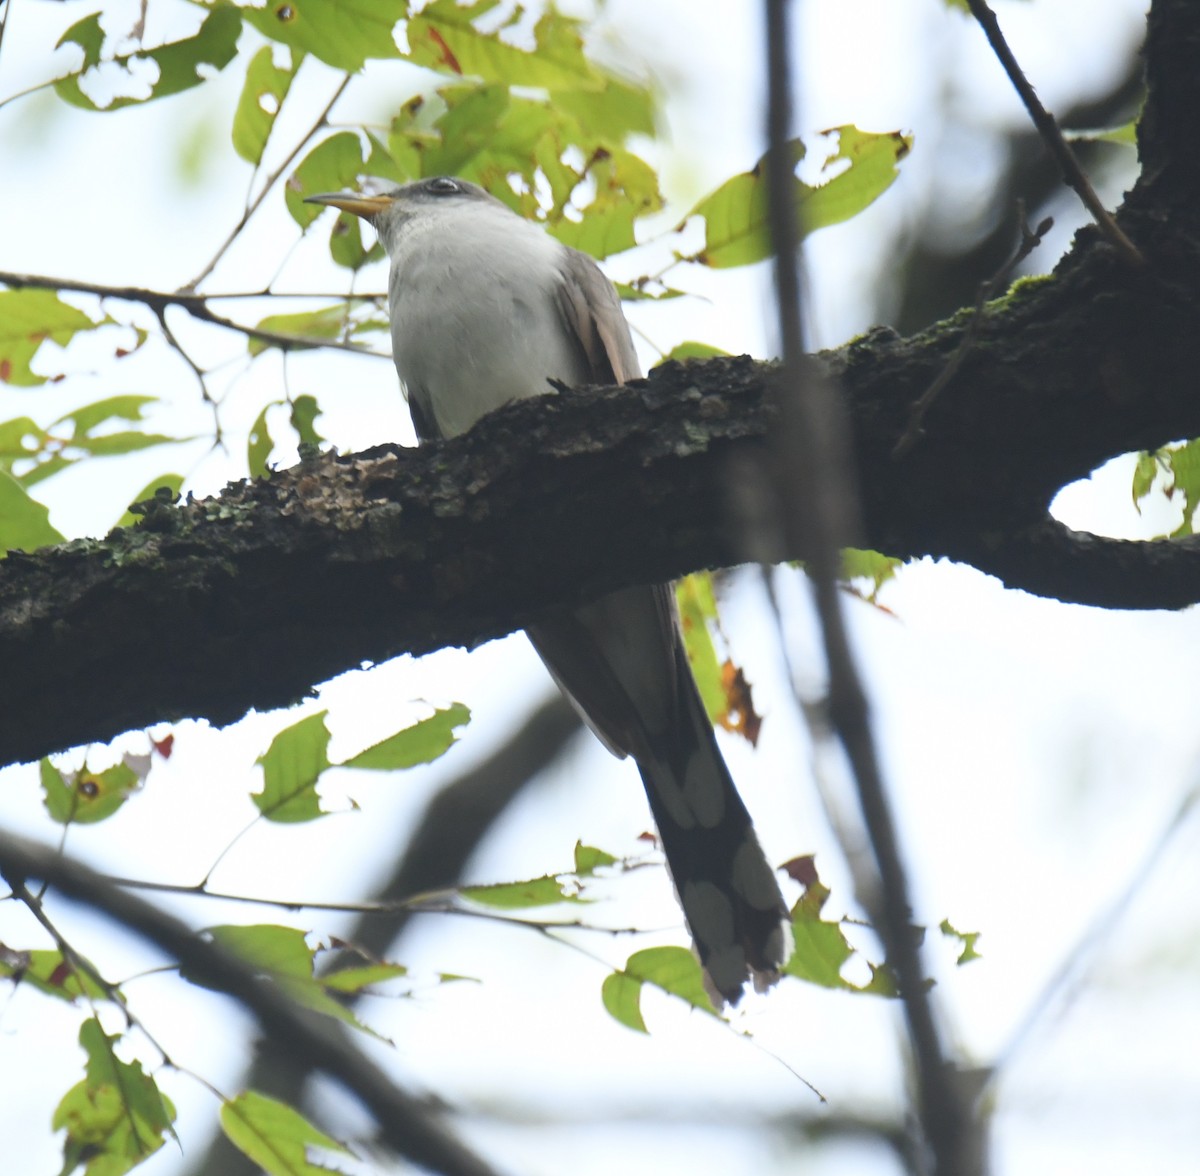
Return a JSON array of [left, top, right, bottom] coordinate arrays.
[[426, 177, 460, 196]]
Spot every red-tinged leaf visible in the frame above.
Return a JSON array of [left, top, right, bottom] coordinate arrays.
[[152, 733, 175, 759], [718, 660, 762, 746], [783, 854, 819, 887]]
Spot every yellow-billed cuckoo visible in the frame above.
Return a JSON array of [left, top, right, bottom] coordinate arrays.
[[307, 176, 791, 1005]]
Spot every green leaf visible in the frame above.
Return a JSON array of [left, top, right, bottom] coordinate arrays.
[[601, 970, 647, 1033], [54, 6, 241, 111], [0, 415, 46, 465], [1167, 438, 1200, 537], [555, 73, 657, 140], [550, 202, 637, 259], [782, 855, 897, 996], [802, 125, 913, 234], [461, 874, 585, 909], [0, 948, 108, 1003], [1132, 449, 1159, 509], [657, 341, 731, 363], [41, 759, 140, 826], [286, 132, 367, 227], [242, 0, 406, 72], [248, 403, 277, 479], [289, 395, 324, 447], [612, 282, 686, 302], [77, 430, 180, 457], [328, 208, 373, 269], [0, 469, 63, 554], [194, 925, 376, 1031], [683, 127, 910, 268], [1065, 118, 1138, 148], [601, 947, 720, 1033], [61, 395, 157, 435], [252, 711, 332, 823], [116, 474, 185, 528], [0, 288, 103, 386], [841, 547, 901, 601], [407, 1, 600, 92], [220, 1090, 350, 1176], [675, 574, 726, 725], [340, 703, 470, 770], [233, 45, 302, 165], [574, 842, 618, 875], [248, 304, 354, 355], [321, 961, 409, 994], [939, 918, 983, 964], [54, 1019, 176, 1176]]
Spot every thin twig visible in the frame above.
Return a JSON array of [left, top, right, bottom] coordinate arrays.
[[0, 270, 385, 357], [987, 780, 1200, 1093], [762, 3, 975, 1173], [0, 830, 500, 1176], [964, 0, 1144, 268], [184, 73, 353, 291], [893, 206, 1054, 458]]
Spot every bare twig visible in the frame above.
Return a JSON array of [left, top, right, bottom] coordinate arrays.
[[0, 269, 386, 357], [893, 206, 1053, 458], [964, 0, 1143, 268], [987, 780, 1200, 1092], [184, 73, 353, 291], [762, 3, 976, 1173], [0, 830, 501, 1176]]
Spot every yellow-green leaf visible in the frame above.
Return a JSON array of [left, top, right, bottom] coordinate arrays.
[[684, 127, 910, 268], [601, 947, 720, 1033], [340, 704, 470, 771], [407, 1, 600, 92], [220, 1090, 350, 1176], [0, 288, 103, 386], [233, 45, 302, 165], [0, 470, 63, 554], [0, 948, 108, 1003], [242, 0, 405, 72], [252, 711, 332, 823], [54, 6, 241, 111], [248, 304, 353, 355], [286, 132, 366, 228], [248, 402, 278, 479], [54, 1019, 176, 1174], [461, 874, 584, 909], [940, 918, 983, 964]]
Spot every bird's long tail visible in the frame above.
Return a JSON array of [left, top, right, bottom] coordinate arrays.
[[528, 584, 792, 1005], [635, 641, 792, 1005]]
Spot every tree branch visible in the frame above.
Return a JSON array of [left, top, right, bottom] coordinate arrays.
[[4, 273, 1200, 768], [0, 831, 500, 1176]]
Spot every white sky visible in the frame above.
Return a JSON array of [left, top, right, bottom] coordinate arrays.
[[3, 2, 1194, 1175]]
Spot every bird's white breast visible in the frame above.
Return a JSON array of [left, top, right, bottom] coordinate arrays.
[[381, 200, 588, 439]]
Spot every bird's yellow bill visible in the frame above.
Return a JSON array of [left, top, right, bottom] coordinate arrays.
[[304, 192, 394, 220]]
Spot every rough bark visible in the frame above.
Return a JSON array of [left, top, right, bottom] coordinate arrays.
[[2, 0, 1199, 768]]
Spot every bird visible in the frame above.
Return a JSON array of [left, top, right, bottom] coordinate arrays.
[[306, 176, 792, 1005]]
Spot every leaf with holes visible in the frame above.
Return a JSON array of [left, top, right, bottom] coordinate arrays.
[[242, 0, 406, 72], [602, 947, 720, 1033], [340, 704, 470, 770], [54, 6, 241, 111], [220, 1090, 351, 1176], [233, 45, 303, 165], [252, 711, 332, 823], [54, 1019, 176, 1175], [0, 470, 63, 555], [0, 288, 107, 386], [408, 1, 599, 91]]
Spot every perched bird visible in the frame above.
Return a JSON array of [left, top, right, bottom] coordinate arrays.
[[307, 176, 791, 1004]]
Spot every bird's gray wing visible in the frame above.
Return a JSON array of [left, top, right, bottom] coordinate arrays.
[[553, 248, 642, 384]]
